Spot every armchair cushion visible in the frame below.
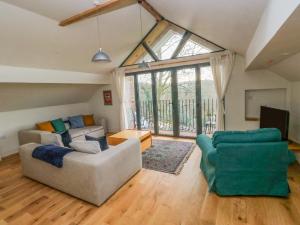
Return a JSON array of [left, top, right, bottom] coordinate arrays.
[[212, 128, 281, 148]]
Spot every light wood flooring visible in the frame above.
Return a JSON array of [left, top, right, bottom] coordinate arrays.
[[1, 137, 300, 225]]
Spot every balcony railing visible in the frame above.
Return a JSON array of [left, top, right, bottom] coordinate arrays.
[[139, 98, 217, 135]]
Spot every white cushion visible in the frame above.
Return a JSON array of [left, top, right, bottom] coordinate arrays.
[[68, 128, 88, 139], [40, 133, 64, 147], [69, 141, 101, 154]]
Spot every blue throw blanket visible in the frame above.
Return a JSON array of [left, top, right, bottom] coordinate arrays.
[[32, 144, 73, 168]]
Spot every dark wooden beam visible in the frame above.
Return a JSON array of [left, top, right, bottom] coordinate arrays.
[[138, 0, 163, 22], [59, 0, 137, 26], [171, 31, 192, 59], [142, 42, 160, 61]]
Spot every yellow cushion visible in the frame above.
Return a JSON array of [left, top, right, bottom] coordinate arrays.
[[83, 115, 95, 126], [36, 121, 55, 132]]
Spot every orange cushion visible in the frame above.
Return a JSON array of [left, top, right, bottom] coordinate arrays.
[[83, 115, 95, 126], [36, 121, 55, 132]]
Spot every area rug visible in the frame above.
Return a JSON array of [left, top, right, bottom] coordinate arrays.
[[142, 139, 195, 175]]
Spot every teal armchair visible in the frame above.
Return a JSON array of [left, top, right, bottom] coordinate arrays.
[[196, 128, 295, 197]]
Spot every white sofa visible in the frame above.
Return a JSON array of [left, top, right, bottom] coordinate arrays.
[[19, 138, 142, 206], [19, 117, 107, 145]]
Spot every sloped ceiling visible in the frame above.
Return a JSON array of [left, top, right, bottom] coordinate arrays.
[[0, 83, 100, 112], [0, 1, 155, 75], [270, 52, 300, 81], [0, 0, 269, 74]]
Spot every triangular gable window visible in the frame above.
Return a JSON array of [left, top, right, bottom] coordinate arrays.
[[121, 20, 224, 67]]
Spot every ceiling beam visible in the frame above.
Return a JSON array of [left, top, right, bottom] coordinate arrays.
[[138, 0, 163, 22], [59, 0, 137, 26], [171, 31, 192, 59], [142, 42, 159, 61]]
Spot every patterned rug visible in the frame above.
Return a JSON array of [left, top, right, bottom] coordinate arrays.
[[142, 139, 195, 175]]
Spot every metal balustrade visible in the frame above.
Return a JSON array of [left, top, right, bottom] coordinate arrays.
[[139, 98, 217, 135]]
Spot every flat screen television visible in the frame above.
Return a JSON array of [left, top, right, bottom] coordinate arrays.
[[260, 106, 289, 141]]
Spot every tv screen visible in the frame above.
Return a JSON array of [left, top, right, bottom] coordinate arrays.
[[260, 106, 289, 141]]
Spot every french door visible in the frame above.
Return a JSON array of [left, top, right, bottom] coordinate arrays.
[[127, 64, 209, 137]]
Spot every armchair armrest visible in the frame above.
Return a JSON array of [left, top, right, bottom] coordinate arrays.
[[95, 117, 107, 134]]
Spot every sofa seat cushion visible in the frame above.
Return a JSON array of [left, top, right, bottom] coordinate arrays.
[[69, 128, 89, 139], [69, 126, 104, 139], [87, 126, 103, 133], [212, 128, 282, 148]]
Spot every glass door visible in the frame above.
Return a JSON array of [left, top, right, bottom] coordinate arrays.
[[155, 70, 173, 136], [137, 73, 154, 133], [177, 67, 198, 137], [125, 64, 216, 137]]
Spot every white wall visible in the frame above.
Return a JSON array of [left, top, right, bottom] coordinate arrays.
[[89, 84, 121, 133], [225, 55, 291, 131], [290, 82, 300, 142], [289, 82, 300, 162], [0, 103, 91, 158], [0, 65, 111, 84]]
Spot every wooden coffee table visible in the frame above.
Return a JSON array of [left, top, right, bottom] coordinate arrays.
[[108, 130, 152, 152]]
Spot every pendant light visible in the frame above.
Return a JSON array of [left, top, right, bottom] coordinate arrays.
[[138, 5, 150, 69], [92, 15, 111, 62]]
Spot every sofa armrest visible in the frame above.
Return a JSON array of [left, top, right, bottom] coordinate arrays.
[[216, 142, 289, 172], [95, 117, 107, 134], [18, 130, 63, 146], [82, 138, 142, 205]]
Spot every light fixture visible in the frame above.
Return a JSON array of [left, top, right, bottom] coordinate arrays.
[[138, 4, 150, 69], [138, 60, 150, 69], [92, 15, 111, 62]]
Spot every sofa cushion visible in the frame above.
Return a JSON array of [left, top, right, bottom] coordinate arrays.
[[86, 135, 109, 151], [83, 115, 95, 126], [69, 126, 104, 139], [87, 126, 103, 133], [212, 128, 282, 148], [69, 128, 88, 139], [70, 141, 101, 154], [51, 119, 66, 133], [69, 116, 85, 129], [36, 121, 55, 132]]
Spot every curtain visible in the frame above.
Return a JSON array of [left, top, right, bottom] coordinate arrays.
[[112, 68, 128, 130], [210, 50, 236, 131]]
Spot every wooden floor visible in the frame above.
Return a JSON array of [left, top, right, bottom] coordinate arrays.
[[1, 137, 300, 225]]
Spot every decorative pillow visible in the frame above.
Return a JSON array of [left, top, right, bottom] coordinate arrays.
[[51, 119, 66, 133], [40, 133, 64, 147], [83, 115, 95, 126], [36, 121, 55, 132], [68, 115, 85, 129], [85, 135, 109, 151], [69, 141, 101, 154], [60, 131, 72, 147]]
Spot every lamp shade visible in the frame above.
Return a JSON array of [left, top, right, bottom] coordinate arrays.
[[138, 60, 150, 69], [92, 48, 111, 62]]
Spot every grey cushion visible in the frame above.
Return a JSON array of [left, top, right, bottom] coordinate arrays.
[[70, 141, 101, 154]]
